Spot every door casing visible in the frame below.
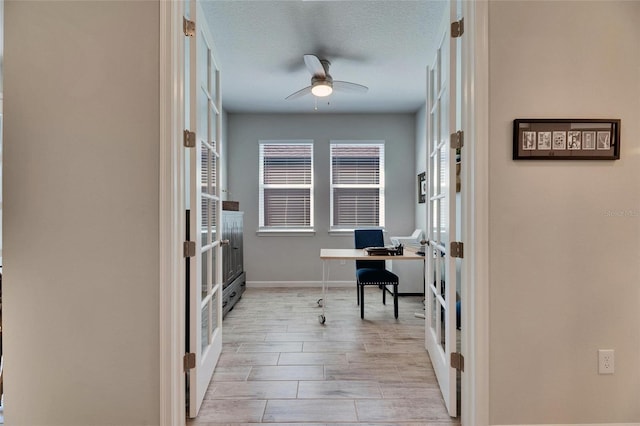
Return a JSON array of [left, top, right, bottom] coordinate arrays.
[[157, 1, 491, 425]]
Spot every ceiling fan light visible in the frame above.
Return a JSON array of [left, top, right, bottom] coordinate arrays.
[[311, 82, 333, 97]]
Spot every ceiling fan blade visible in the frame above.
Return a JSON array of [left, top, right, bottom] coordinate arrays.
[[285, 86, 313, 100], [333, 81, 369, 93], [303, 54, 326, 78]]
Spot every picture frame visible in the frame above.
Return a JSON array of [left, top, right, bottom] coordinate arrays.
[[418, 172, 426, 203], [513, 119, 620, 160]]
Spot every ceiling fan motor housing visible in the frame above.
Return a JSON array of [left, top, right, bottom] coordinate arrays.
[[312, 75, 333, 86]]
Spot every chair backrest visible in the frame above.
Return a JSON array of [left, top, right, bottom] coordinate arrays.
[[354, 229, 385, 270]]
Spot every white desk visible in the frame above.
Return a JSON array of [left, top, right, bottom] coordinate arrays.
[[318, 248, 425, 324]]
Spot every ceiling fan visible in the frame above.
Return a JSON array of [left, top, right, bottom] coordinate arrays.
[[285, 54, 369, 100]]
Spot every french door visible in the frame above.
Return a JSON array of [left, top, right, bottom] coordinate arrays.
[[185, 0, 223, 417], [425, 0, 460, 417]]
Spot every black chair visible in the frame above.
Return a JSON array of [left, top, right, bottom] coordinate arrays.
[[354, 229, 399, 319]]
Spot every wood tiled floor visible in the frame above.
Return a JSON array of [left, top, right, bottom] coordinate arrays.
[[189, 287, 460, 425]]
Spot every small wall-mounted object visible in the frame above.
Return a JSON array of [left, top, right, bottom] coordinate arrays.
[[513, 119, 620, 160], [417, 172, 426, 203], [222, 201, 239, 211]]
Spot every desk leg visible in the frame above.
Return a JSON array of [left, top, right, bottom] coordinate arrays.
[[319, 260, 328, 324]]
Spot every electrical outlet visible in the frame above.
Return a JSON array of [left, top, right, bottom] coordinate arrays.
[[598, 349, 615, 374]]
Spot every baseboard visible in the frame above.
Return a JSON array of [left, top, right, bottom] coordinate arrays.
[[247, 280, 355, 288], [494, 423, 640, 426], [246, 281, 425, 297]]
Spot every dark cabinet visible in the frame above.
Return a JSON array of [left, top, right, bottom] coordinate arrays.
[[222, 211, 245, 317]]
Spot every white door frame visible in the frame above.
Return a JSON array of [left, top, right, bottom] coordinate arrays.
[[460, 1, 490, 425], [159, 1, 187, 425], [157, 1, 491, 426]]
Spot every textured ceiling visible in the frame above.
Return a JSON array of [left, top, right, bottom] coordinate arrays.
[[202, 0, 447, 114]]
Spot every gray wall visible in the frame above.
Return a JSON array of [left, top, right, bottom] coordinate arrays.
[[414, 105, 427, 237], [221, 108, 229, 199], [488, 1, 640, 424], [4, 1, 160, 424], [228, 113, 416, 283]]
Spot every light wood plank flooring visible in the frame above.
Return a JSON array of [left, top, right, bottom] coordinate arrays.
[[189, 286, 460, 425]]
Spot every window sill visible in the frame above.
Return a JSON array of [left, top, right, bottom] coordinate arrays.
[[329, 228, 385, 236], [257, 229, 316, 237]]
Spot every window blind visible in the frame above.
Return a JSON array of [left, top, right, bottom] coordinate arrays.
[[259, 142, 313, 229], [330, 143, 385, 229], [200, 143, 217, 243]]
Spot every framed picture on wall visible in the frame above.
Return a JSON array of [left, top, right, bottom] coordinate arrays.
[[418, 172, 426, 203], [513, 119, 620, 160]]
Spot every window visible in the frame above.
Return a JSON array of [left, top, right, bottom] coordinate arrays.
[[259, 141, 314, 231], [330, 142, 385, 231]]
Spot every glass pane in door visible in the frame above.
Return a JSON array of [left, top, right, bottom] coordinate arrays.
[[211, 199, 218, 242], [203, 198, 212, 246], [201, 302, 210, 354], [210, 291, 219, 337], [201, 147, 211, 195], [440, 304, 446, 347], [201, 251, 209, 298], [430, 278, 437, 331], [210, 147, 217, 194], [210, 109, 218, 152], [210, 248, 217, 291]]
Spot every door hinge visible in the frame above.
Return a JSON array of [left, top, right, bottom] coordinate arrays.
[[183, 241, 196, 258], [184, 352, 196, 371], [183, 129, 196, 148], [451, 352, 465, 372], [450, 241, 464, 258], [183, 17, 195, 37], [451, 18, 464, 38], [450, 130, 464, 150]]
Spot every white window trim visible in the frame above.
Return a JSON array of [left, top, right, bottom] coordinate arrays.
[[329, 140, 386, 232], [328, 226, 385, 236], [258, 140, 314, 233]]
